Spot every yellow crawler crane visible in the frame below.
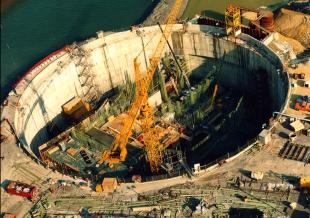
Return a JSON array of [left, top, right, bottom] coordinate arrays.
[[100, 0, 183, 172]]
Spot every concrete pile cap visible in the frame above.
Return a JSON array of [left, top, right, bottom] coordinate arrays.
[[290, 120, 304, 132]]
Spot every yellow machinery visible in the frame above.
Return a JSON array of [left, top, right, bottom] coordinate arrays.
[[300, 177, 310, 189], [96, 177, 117, 192], [99, 0, 183, 172], [225, 4, 241, 36], [62, 97, 92, 120]]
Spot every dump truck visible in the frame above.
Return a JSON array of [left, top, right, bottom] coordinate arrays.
[[5, 181, 38, 202]]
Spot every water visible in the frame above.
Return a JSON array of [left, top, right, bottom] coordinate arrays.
[[182, 0, 287, 19], [1, 0, 287, 101], [1, 0, 158, 101]]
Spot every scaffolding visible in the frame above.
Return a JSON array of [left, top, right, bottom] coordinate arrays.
[[69, 44, 100, 106], [100, 0, 183, 173]]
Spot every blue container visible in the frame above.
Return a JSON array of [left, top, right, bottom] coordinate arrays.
[[296, 96, 303, 103], [304, 95, 310, 103]]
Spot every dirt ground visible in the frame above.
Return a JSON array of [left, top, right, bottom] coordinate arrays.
[[0, 136, 74, 217], [277, 33, 305, 54], [200, 137, 309, 179], [274, 8, 310, 49]]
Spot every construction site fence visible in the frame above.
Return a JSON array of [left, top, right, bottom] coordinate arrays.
[[117, 169, 186, 184], [117, 137, 258, 184], [142, 170, 186, 182], [192, 136, 258, 173]]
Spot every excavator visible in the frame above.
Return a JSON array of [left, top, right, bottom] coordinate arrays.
[[99, 0, 183, 172]]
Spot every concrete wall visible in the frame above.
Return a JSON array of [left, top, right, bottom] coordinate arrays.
[[172, 25, 287, 112], [8, 24, 287, 158]]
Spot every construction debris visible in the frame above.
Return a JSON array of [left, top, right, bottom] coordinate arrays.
[[250, 171, 264, 180]]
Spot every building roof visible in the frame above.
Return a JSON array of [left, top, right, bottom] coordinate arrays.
[[290, 120, 304, 132]]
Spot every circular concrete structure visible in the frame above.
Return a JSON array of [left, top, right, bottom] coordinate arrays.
[[2, 24, 288, 164]]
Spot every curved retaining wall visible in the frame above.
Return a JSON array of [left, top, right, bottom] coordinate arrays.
[[1, 24, 287, 159]]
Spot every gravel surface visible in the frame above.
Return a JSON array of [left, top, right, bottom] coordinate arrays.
[[275, 8, 310, 49]]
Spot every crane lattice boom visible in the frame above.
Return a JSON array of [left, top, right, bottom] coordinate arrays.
[[101, 0, 183, 172]]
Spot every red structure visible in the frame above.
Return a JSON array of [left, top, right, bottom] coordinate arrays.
[[259, 10, 274, 32], [5, 181, 38, 201], [3, 214, 16, 218], [295, 102, 310, 112], [12, 45, 70, 89]]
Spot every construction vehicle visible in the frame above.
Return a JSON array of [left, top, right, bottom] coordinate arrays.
[[99, 0, 183, 172], [295, 95, 310, 112], [5, 180, 38, 202]]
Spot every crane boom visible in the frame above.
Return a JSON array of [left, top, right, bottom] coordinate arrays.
[[101, 0, 183, 168]]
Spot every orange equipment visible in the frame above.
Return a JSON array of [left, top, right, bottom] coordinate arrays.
[[62, 97, 92, 120], [99, 0, 183, 172], [3, 214, 16, 218], [300, 177, 310, 189], [95, 178, 118, 192], [211, 84, 219, 108], [295, 101, 310, 112]]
